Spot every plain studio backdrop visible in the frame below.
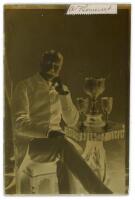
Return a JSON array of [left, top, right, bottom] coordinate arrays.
[[4, 6, 130, 194]]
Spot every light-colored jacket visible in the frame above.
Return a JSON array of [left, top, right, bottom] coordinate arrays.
[[12, 73, 79, 167]]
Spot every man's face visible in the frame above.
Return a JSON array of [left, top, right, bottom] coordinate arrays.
[[46, 61, 63, 79], [41, 51, 63, 80]]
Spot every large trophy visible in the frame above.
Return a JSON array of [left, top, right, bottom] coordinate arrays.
[[65, 77, 125, 143], [77, 77, 113, 131]]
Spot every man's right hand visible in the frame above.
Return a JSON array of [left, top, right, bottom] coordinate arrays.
[[48, 130, 64, 138]]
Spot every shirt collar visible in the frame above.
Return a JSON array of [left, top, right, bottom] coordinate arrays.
[[36, 72, 54, 90]]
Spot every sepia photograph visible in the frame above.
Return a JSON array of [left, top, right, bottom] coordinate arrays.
[[4, 4, 130, 195]]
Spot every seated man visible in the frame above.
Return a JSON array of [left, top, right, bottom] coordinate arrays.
[[12, 50, 112, 194]]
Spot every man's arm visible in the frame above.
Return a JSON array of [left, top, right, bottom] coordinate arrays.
[[12, 81, 48, 138], [52, 77, 79, 127], [59, 86, 79, 127]]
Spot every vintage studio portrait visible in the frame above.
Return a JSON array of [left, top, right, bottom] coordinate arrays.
[[4, 4, 130, 195]]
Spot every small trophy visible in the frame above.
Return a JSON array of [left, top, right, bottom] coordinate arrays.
[[101, 97, 113, 128], [76, 97, 89, 132]]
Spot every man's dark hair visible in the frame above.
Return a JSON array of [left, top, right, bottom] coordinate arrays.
[[40, 50, 63, 71]]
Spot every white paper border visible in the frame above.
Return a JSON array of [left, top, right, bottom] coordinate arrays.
[[0, 0, 135, 200]]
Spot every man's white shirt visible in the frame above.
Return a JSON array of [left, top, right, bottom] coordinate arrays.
[[12, 72, 79, 138]]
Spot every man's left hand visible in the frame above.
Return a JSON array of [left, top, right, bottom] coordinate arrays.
[[52, 77, 69, 95]]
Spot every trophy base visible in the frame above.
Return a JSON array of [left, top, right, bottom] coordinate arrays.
[[84, 114, 106, 129]]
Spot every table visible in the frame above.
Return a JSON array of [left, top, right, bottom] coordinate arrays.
[[64, 121, 125, 193], [65, 121, 125, 142]]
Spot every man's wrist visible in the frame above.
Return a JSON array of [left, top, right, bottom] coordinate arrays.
[[55, 84, 69, 95], [58, 84, 69, 95], [58, 90, 69, 95]]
